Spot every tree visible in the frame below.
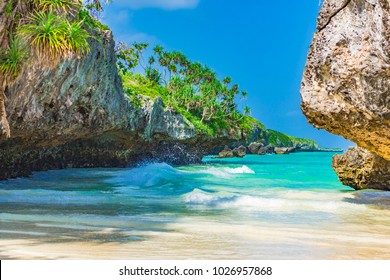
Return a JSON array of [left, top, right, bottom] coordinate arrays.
[[117, 43, 252, 136]]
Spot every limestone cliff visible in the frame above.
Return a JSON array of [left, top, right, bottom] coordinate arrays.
[[0, 1, 216, 179], [301, 0, 390, 189], [0, 27, 203, 179]]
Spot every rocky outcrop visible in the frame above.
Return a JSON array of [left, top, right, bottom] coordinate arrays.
[[233, 145, 247, 158], [0, 4, 215, 180], [258, 145, 274, 155], [274, 147, 295, 155], [248, 142, 263, 154], [218, 146, 234, 158], [217, 145, 247, 158], [332, 147, 390, 190], [301, 0, 390, 189]]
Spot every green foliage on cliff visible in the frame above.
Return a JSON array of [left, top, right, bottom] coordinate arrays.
[[0, 0, 106, 80], [118, 43, 256, 137], [267, 129, 318, 148], [0, 37, 29, 79]]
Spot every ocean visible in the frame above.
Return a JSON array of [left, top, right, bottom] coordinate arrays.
[[1, 152, 390, 259]]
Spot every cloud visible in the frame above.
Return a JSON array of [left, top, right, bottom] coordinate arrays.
[[113, 0, 200, 10]]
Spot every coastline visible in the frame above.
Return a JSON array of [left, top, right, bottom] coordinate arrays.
[[2, 216, 390, 260], [1, 153, 390, 260]]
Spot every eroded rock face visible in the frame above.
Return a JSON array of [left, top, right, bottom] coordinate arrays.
[[0, 1, 201, 179], [301, 0, 390, 189], [301, 0, 389, 160], [333, 147, 390, 190]]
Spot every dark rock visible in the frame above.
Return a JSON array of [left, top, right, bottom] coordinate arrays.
[[233, 145, 247, 158], [258, 145, 274, 155], [248, 142, 263, 154]]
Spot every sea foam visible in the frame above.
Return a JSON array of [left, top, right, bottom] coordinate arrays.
[[197, 165, 255, 178]]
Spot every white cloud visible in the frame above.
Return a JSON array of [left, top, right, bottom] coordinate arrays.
[[114, 0, 200, 10]]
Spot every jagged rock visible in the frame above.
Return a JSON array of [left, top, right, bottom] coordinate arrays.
[[218, 146, 234, 158], [301, 0, 390, 189], [332, 147, 390, 190], [301, 0, 390, 161], [248, 142, 263, 154], [233, 145, 247, 158], [258, 145, 274, 155]]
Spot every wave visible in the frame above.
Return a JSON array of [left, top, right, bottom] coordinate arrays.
[[106, 163, 255, 187], [195, 165, 255, 178], [184, 189, 364, 213], [107, 163, 183, 187]]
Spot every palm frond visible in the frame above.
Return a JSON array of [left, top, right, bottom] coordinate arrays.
[[0, 36, 29, 79], [18, 10, 68, 58]]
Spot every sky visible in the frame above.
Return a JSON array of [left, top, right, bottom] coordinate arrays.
[[101, 0, 354, 150]]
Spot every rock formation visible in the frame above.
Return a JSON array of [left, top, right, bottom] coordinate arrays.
[[248, 142, 263, 154], [218, 146, 235, 158], [332, 147, 390, 190], [258, 145, 274, 155], [232, 146, 247, 158], [0, 1, 220, 180], [301, 0, 390, 189], [274, 147, 295, 155]]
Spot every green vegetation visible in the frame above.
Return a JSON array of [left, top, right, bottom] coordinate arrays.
[[267, 129, 318, 147], [117, 42, 257, 137], [0, 0, 108, 80], [6, 0, 14, 16], [33, 0, 78, 12], [0, 37, 29, 79]]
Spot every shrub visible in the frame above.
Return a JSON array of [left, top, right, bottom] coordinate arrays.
[[0, 37, 29, 79], [18, 11, 68, 58]]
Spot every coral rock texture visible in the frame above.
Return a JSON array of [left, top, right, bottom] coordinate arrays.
[[301, 0, 390, 189]]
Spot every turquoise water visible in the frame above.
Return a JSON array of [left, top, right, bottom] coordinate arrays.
[[1, 152, 390, 259]]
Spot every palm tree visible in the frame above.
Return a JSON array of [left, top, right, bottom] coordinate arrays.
[[243, 105, 251, 115], [223, 76, 231, 85]]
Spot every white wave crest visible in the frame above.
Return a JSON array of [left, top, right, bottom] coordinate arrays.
[[224, 165, 255, 174], [184, 189, 365, 213], [198, 165, 255, 178]]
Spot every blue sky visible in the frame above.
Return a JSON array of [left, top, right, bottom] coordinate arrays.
[[101, 0, 354, 150]]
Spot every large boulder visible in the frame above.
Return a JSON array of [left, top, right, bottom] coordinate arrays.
[[258, 145, 274, 155], [248, 142, 263, 154], [233, 145, 247, 158], [332, 147, 390, 191], [274, 147, 295, 155], [301, 0, 390, 189], [218, 146, 234, 158]]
